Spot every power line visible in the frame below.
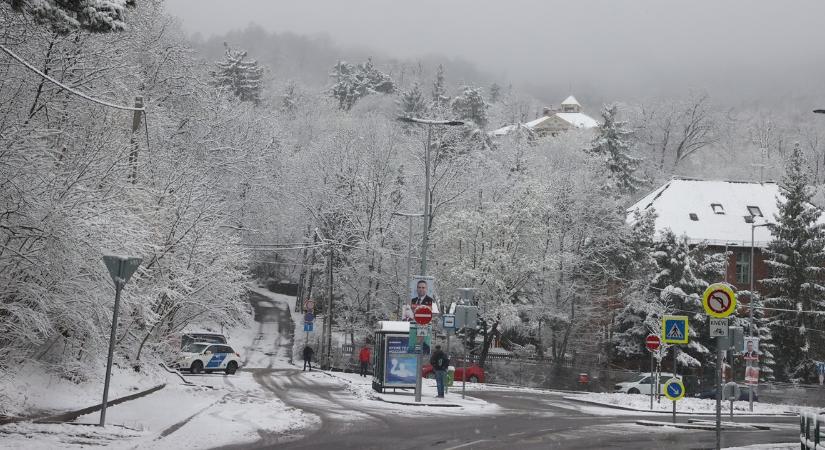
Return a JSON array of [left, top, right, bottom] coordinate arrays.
[[0, 43, 145, 112]]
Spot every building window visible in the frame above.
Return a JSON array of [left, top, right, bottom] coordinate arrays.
[[689, 213, 699, 221], [711, 203, 725, 214], [747, 206, 762, 217], [735, 250, 751, 284]]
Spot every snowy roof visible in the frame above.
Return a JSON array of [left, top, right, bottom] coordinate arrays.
[[626, 178, 813, 247], [377, 321, 410, 332], [524, 116, 551, 128], [561, 95, 581, 106], [555, 112, 599, 129]]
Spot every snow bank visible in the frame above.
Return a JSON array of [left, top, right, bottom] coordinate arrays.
[[565, 392, 806, 415]]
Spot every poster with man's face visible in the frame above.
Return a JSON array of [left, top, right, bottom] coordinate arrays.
[[409, 276, 439, 314], [743, 337, 759, 355]]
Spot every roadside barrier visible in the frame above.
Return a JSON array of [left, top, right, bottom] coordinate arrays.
[[801, 412, 825, 449]]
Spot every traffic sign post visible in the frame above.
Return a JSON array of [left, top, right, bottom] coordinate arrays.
[[723, 382, 740, 419], [664, 378, 685, 424], [413, 305, 432, 403], [646, 334, 661, 411], [709, 318, 728, 337]]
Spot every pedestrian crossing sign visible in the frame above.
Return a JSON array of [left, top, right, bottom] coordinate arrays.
[[661, 315, 689, 344]]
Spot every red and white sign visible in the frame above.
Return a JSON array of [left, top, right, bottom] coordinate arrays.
[[414, 305, 432, 326], [645, 334, 661, 352]]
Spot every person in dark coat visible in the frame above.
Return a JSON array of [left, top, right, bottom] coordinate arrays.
[[429, 345, 449, 398], [302, 345, 314, 371], [358, 345, 371, 377]]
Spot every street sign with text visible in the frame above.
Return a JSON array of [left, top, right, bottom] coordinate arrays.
[[709, 318, 728, 337]]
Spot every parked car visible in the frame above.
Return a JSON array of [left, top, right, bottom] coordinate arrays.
[[173, 342, 241, 375], [694, 384, 758, 402], [614, 372, 682, 395], [179, 332, 227, 349], [422, 363, 485, 383]]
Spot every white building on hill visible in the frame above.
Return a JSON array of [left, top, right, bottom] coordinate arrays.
[[491, 95, 599, 137]]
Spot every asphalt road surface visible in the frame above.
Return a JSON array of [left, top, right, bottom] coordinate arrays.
[[223, 290, 799, 450]]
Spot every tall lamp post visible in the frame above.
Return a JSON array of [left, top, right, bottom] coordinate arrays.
[[392, 212, 425, 318], [396, 117, 464, 276], [748, 218, 771, 412], [100, 254, 142, 426]]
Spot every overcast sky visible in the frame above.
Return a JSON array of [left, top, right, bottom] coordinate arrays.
[[165, 0, 825, 106]]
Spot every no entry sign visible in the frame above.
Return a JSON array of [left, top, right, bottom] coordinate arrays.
[[414, 305, 432, 326], [645, 334, 661, 352]]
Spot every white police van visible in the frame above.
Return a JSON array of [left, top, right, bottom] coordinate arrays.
[[174, 342, 242, 375]]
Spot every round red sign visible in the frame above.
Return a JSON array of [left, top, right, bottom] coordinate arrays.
[[414, 305, 432, 326], [646, 334, 661, 351]]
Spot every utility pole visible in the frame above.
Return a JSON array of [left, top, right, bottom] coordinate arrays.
[[128, 96, 143, 184], [421, 123, 432, 275], [326, 242, 333, 369]]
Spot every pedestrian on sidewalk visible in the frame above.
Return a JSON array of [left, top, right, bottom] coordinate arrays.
[[430, 345, 449, 398], [303, 345, 314, 372], [359, 345, 371, 377], [816, 361, 825, 385]]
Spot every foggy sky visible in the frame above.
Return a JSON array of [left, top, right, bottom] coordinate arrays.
[[164, 0, 825, 106]]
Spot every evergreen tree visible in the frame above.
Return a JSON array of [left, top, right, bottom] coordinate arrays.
[[451, 86, 489, 128], [329, 58, 395, 111], [587, 104, 645, 194], [7, 0, 135, 33], [762, 143, 825, 381], [489, 83, 502, 103], [398, 82, 427, 118], [210, 43, 264, 104], [281, 83, 300, 116], [431, 64, 450, 108]]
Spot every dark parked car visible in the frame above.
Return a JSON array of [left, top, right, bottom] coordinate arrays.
[[694, 384, 758, 402]]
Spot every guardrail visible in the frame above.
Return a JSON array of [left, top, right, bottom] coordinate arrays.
[[801, 412, 825, 449]]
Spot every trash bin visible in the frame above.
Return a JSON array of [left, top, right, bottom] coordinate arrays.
[[447, 366, 455, 387]]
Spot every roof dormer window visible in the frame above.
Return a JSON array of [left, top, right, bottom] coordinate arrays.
[[711, 203, 725, 214], [689, 213, 699, 221], [747, 206, 762, 217]]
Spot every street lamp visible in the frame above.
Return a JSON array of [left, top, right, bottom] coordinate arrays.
[[392, 211, 425, 318], [814, 109, 825, 114], [396, 116, 464, 277], [748, 218, 771, 412]]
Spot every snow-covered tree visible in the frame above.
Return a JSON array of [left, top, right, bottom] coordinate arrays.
[[431, 64, 449, 108], [5, 0, 135, 33], [451, 86, 489, 128], [329, 58, 395, 111], [398, 82, 427, 118], [587, 104, 645, 194], [489, 83, 501, 103], [762, 142, 825, 381], [210, 43, 264, 104]]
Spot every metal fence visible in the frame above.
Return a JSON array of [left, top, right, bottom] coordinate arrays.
[[801, 412, 825, 449]]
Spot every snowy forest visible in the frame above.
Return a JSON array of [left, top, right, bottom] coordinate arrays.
[[3, 0, 825, 391]]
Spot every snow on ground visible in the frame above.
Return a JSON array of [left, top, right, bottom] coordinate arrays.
[[0, 422, 146, 449], [0, 361, 165, 418], [723, 444, 797, 450], [565, 392, 810, 415], [316, 369, 500, 415]]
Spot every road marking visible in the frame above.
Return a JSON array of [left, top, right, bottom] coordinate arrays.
[[444, 439, 490, 449], [508, 431, 526, 436]]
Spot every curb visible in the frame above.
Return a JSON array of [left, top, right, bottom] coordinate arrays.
[[374, 395, 462, 408], [562, 396, 796, 417], [0, 383, 166, 425], [635, 419, 773, 431]]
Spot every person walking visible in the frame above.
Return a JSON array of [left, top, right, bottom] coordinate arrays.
[[358, 345, 371, 377], [302, 345, 314, 372], [817, 361, 825, 385], [429, 344, 449, 398]]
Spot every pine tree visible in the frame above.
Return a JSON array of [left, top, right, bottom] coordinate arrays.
[[8, 0, 135, 33], [587, 104, 645, 194], [281, 83, 300, 115], [329, 58, 395, 111], [451, 86, 489, 128], [398, 82, 427, 118], [431, 64, 449, 108], [210, 43, 264, 104], [762, 143, 825, 381], [489, 83, 502, 103]]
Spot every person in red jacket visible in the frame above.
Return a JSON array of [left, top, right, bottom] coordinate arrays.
[[358, 345, 371, 377]]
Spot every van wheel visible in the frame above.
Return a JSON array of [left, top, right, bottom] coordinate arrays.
[[628, 388, 640, 394], [468, 375, 479, 383], [190, 361, 203, 375], [225, 361, 238, 375]]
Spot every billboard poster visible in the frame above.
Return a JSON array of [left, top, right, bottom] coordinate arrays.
[[384, 335, 417, 387], [409, 276, 439, 314], [745, 365, 759, 385], [743, 337, 759, 361]]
